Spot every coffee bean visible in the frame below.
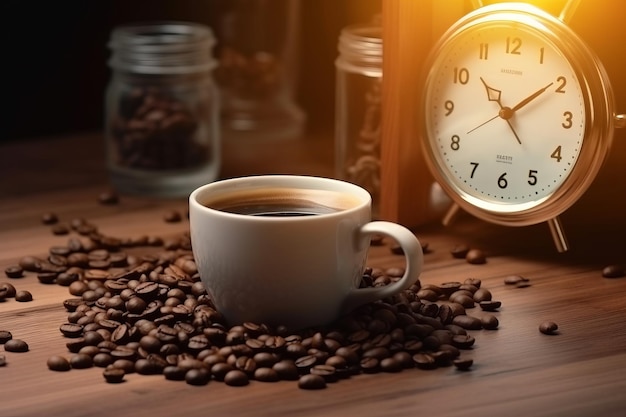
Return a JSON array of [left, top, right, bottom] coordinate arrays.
[[602, 265, 625, 279], [70, 353, 94, 369], [41, 212, 59, 225], [98, 190, 119, 205], [451, 334, 476, 349], [479, 300, 502, 311], [453, 357, 473, 371], [163, 210, 183, 223], [15, 290, 33, 302], [163, 366, 187, 381], [412, 353, 436, 370], [0, 355, 6, 367], [1, 283, 16, 298], [539, 321, 559, 335], [481, 315, 499, 330], [224, 369, 249, 386], [60, 323, 84, 338], [0, 330, 13, 344], [185, 368, 210, 386], [4, 265, 24, 279], [47, 355, 71, 372], [254, 367, 280, 382], [465, 249, 486, 264], [298, 373, 327, 390], [4, 339, 29, 352], [51, 224, 70, 235], [103, 366, 126, 383], [504, 275, 529, 285], [472, 288, 492, 302], [450, 244, 470, 259], [272, 359, 299, 380]]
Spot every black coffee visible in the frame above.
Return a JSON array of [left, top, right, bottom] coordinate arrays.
[[203, 187, 361, 217]]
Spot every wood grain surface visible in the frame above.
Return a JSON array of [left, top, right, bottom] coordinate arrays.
[[1, 132, 625, 417]]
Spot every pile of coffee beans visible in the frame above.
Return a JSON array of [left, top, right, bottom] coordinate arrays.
[[109, 88, 211, 171], [6, 216, 505, 390]]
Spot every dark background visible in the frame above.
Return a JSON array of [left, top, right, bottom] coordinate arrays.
[[1, 0, 382, 142], [1, 0, 624, 143]]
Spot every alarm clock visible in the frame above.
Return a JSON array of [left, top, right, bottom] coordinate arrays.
[[420, 2, 624, 252]]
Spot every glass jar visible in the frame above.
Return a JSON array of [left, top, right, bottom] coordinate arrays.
[[335, 24, 383, 216], [214, 0, 305, 140], [105, 22, 220, 198]]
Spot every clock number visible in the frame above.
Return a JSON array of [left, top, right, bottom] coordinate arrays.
[[555, 76, 566, 93], [551, 146, 563, 162], [470, 162, 479, 178], [444, 100, 454, 116], [497, 172, 508, 189], [479, 43, 489, 60], [528, 170, 538, 186], [562, 111, 573, 129], [453, 67, 469, 85], [506, 37, 521, 55], [539, 47, 545, 64], [450, 135, 461, 151]]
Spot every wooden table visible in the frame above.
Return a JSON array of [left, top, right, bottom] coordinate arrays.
[[1, 132, 625, 417]]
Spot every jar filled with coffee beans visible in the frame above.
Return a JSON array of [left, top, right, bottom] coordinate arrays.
[[105, 22, 220, 197], [335, 23, 382, 216]]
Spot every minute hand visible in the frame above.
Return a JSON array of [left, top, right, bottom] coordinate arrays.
[[511, 82, 554, 112]]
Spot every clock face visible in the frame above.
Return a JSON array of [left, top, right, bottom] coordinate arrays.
[[423, 21, 587, 214]]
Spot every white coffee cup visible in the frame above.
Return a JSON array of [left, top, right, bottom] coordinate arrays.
[[189, 175, 423, 330]]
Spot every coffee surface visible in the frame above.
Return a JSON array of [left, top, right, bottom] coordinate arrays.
[[201, 187, 362, 216]]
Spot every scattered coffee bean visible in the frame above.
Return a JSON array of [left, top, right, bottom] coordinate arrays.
[[298, 373, 327, 390], [98, 190, 120, 205], [1, 283, 17, 297], [450, 244, 470, 259], [4, 339, 29, 352], [185, 368, 210, 386], [51, 224, 70, 236], [41, 212, 59, 225], [504, 275, 529, 285], [602, 265, 625, 279], [163, 210, 183, 223], [539, 321, 559, 335], [0, 330, 13, 344], [103, 366, 126, 383], [479, 300, 502, 311], [70, 353, 94, 369], [47, 355, 71, 372], [15, 290, 33, 302], [481, 315, 499, 330], [465, 249, 486, 264], [453, 358, 473, 371], [4, 265, 23, 279]]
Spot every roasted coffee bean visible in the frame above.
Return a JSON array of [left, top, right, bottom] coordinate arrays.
[[103, 366, 126, 383], [298, 373, 327, 390], [272, 359, 299, 380], [450, 244, 470, 259], [1, 283, 16, 298], [0, 330, 13, 344], [254, 367, 280, 382], [4, 265, 24, 278], [539, 321, 559, 335], [602, 265, 625, 278], [452, 334, 476, 349], [41, 212, 59, 225], [98, 190, 119, 205], [380, 357, 402, 373], [60, 323, 84, 338], [37, 272, 58, 284], [15, 290, 33, 302], [452, 315, 482, 330], [453, 357, 473, 371], [465, 249, 486, 264], [185, 368, 210, 386], [47, 355, 71, 372], [51, 224, 70, 235], [412, 353, 436, 370], [479, 300, 502, 311], [4, 339, 29, 352], [224, 369, 249, 386], [93, 353, 114, 367], [163, 366, 187, 381], [481, 315, 499, 330], [70, 353, 95, 369], [472, 288, 492, 302], [504, 275, 529, 285], [163, 210, 183, 223]]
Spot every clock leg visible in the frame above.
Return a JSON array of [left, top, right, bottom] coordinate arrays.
[[547, 216, 569, 253], [442, 203, 461, 227]]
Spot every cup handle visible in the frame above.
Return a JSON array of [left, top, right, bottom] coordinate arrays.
[[341, 221, 423, 314]]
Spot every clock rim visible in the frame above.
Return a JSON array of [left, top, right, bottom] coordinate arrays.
[[419, 2, 615, 227]]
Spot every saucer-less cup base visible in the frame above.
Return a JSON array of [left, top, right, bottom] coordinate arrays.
[[189, 175, 423, 330]]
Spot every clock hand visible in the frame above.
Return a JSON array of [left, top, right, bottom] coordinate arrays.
[[476, 77, 522, 144], [511, 82, 554, 112]]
